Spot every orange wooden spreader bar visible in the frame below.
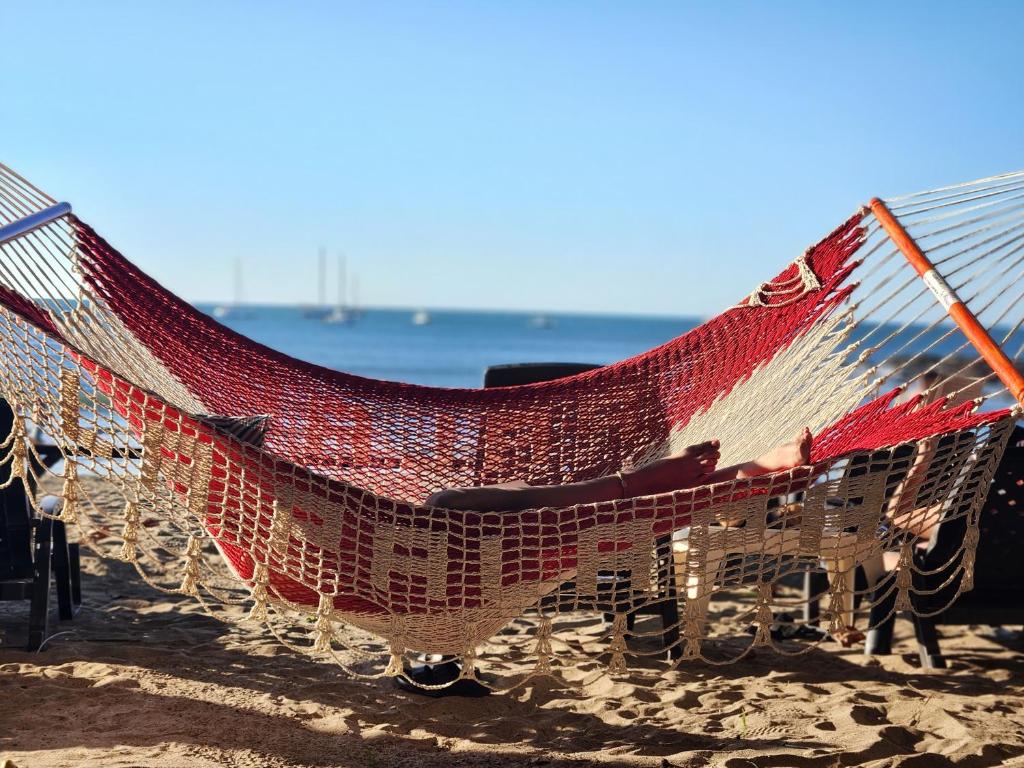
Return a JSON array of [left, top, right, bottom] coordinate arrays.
[[870, 197, 1024, 406]]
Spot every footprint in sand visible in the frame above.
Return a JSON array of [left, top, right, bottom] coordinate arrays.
[[848, 704, 888, 726]]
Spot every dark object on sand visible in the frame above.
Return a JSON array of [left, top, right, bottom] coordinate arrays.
[[394, 655, 493, 698], [0, 398, 81, 650], [866, 425, 1024, 668]]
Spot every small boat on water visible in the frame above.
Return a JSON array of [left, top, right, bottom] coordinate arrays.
[[411, 309, 431, 326], [324, 252, 357, 325], [529, 314, 554, 330], [303, 247, 332, 319], [324, 306, 352, 324], [213, 260, 255, 320]]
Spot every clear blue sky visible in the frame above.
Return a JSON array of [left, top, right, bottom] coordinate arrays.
[[3, 1, 1022, 316]]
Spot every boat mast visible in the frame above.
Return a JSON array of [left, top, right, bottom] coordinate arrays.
[[317, 246, 327, 308], [337, 251, 347, 313]]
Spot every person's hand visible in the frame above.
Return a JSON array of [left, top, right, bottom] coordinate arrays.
[[621, 439, 719, 497]]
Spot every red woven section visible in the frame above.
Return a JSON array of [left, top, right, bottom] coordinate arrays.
[[0, 284, 62, 339], [813, 389, 1002, 461], [67, 212, 867, 502]]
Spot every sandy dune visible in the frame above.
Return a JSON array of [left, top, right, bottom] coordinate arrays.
[[2, 542, 1023, 768]]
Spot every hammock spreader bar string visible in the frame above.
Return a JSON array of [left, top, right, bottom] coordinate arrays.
[[870, 197, 1024, 405]]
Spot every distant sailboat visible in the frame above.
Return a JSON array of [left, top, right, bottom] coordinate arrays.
[[529, 314, 554, 330], [324, 252, 354, 324], [411, 308, 431, 326], [302, 246, 332, 319], [213, 259, 253, 320]]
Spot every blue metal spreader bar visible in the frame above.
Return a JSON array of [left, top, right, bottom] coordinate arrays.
[[0, 203, 72, 247]]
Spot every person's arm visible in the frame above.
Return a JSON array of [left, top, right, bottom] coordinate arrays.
[[426, 441, 720, 511], [427, 475, 624, 512]]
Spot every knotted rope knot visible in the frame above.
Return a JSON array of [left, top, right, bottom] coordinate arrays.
[[59, 369, 80, 438], [826, 568, 849, 636], [312, 592, 335, 653], [680, 611, 704, 660], [178, 534, 203, 596], [607, 612, 629, 675], [8, 412, 28, 486], [268, 499, 291, 555], [795, 251, 822, 293], [247, 561, 270, 622], [961, 524, 980, 592], [139, 418, 165, 492], [894, 542, 915, 612], [459, 648, 479, 681], [382, 639, 406, 677], [57, 366, 80, 525], [533, 614, 554, 676], [119, 499, 140, 562], [739, 252, 822, 308], [30, 398, 43, 429], [752, 581, 776, 647], [58, 461, 79, 526], [382, 615, 407, 676]]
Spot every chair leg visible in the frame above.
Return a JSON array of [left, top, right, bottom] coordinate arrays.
[[52, 520, 74, 620], [69, 542, 82, 608], [911, 613, 946, 669], [865, 573, 896, 656], [27, 517, 54, 652], [653, 537, 680, 659], [803, 570, 828, 626], [660, 575, 681, 660], [909, 554, 947, 669]]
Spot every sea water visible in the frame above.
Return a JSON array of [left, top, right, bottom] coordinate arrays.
[[199, 305, 701, 389]]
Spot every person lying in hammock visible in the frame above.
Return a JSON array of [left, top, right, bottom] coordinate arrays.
[[427, 428, 812, 511]]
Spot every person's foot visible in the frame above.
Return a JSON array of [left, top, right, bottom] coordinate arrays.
[[753, 427, 812, 473], [626, 439, 720, 496]]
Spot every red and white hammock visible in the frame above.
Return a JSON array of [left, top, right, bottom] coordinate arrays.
[[0, 162, 1021, 687]]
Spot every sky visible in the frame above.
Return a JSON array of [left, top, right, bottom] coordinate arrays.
[[2, 1, 1022, 317]]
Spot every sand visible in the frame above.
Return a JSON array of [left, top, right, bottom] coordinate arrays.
[[3, 507, 1024, 767]]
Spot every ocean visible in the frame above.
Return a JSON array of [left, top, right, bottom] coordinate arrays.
[[197, 305, 701, 389]]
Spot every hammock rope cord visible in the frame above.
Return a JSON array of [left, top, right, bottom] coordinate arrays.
[[0, 163, 1022, 689]]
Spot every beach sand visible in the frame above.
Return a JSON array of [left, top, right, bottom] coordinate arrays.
[[2, 489, 1023, 768]]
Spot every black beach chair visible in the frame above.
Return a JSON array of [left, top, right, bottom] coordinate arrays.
[[0, 398, 81, 650], [865, 425, 1024, 668]]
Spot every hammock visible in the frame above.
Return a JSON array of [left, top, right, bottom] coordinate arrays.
[[0, 162, 1022, 689]]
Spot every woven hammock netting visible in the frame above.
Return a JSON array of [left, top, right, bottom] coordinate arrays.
[[1, 162, 1023, 690]]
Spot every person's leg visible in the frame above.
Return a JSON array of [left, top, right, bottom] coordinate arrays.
[[427, 430, 813, 512], [426, 440, 721, 512], [701, 428, 812, 485]]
